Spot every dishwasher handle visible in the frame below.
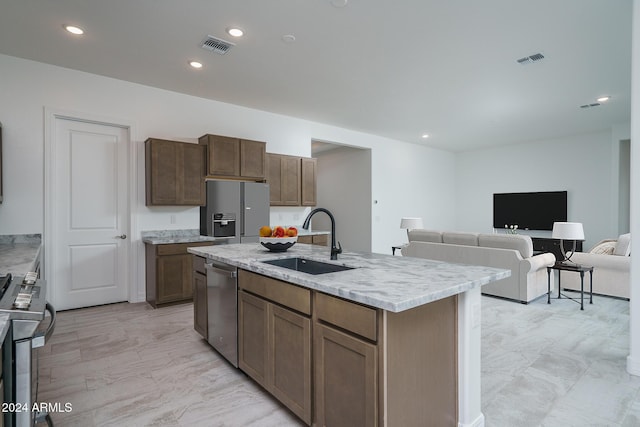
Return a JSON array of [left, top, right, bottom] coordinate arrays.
[[205, 263, 237, 279]]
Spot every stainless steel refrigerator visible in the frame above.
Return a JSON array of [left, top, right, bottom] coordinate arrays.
[[200, 180, 270, 243]]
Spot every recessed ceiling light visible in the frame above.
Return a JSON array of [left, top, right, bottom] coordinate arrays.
[[189, 61, 203, 69], [597, 96, 611, 102], [421, 134, 430, 139], [227, 27, 244, 37], [64, 25, 84, 35], [331, 0, 348, 7]]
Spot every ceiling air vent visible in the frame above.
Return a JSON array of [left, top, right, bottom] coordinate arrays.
[[200, 35, 235, 55], [516, 52, 545, 65], [580, 103, 601, 109]]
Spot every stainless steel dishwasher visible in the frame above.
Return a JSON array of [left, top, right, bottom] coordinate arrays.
[[205, 260, 238, 367]]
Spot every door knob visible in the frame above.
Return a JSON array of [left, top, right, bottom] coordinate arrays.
[[116, 234, 127, 239]]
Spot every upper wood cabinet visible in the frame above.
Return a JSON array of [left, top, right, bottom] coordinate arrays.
[[145, 138, 206, 206], [198, 134, 266, 180], [301, 157, 317, 206], [267, 153, 317, 207], [267, 153, 301, 206]]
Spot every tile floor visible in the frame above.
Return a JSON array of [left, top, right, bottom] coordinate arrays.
[[35, 292, 638, 426]]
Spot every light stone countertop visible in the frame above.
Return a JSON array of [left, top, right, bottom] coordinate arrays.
[[0, 234, 42, 276], [141, 229, 217, 245], [188, 242, 510, 313]]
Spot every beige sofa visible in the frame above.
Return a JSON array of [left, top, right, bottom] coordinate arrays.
[[561, 234, 631, 299], [402, 230, 556, 303]]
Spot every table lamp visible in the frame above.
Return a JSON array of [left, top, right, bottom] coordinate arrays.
[[552, 222, 585, 264], [400, 217, 424, 240]]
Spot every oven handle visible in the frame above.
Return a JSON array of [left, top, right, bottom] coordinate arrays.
[[32, 302, 57, 349]]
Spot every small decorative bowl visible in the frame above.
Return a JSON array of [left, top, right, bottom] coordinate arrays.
[[260, 236, 297, 252]]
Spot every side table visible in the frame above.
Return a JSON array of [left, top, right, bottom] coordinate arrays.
[[392, 245, 405, 256], [546, 262, 594, 310]]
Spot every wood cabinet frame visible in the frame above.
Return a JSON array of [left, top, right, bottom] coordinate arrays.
[[145, 138, 206, 206]]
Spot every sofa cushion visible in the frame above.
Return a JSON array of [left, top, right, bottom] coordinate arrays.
[[614, 233, 631, 256], [442, 232, 479, 246], [408, 229, 443, 243], [478, 234, 533, 258], [589, 239, 617, 255]]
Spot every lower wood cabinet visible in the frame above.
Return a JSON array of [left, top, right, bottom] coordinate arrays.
[[314, 322, 377, 427], [238, 270, 312, 424], [297, 234, 329, 246], [237, 269, 458, 426], [192, 255, 207, 338], [145, 242, 213, 308]]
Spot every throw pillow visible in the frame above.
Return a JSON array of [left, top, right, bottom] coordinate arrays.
[[589, 240, 616, 255], [614, 233, 632, 256]]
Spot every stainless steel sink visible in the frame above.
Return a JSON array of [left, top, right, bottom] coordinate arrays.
[[262, 257, 355, 275]]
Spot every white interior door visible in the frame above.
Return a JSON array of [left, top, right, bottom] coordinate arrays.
[[49, 117, 129, 310]]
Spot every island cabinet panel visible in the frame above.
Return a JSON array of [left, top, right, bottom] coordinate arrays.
[[192, 256, 207, 338], [145, 138, 206, 206], [239, 290, 269, 389], [316, 292, 377, 342], [238, 270, 312, 424], [270, 305, 312, 423], [314, 322, 378, 427], [383, 295, 458, 427]]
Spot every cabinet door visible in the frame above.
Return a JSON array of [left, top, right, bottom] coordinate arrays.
[[201, 134, 240, 176], [156, 254, 192, 304], [240, 139, 266, 179], [270, 305, 312, 424], [301, 157, 317, 206], [146, 139, 179, 205], [193, 271, 207, 338], [145, 139, 205, 206], [238, 291, 269, 389], [180, 143, 206, 205], [281, 155, 301, 205], [267, 153, 284, 204], [315, 323, 377, 427]]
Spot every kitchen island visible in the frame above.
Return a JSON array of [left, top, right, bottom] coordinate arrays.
[[189, 242, 510, 427]]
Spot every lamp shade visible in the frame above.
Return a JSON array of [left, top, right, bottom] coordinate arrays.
[[400, 217, 423, 230], [552, 222, 585, 240]]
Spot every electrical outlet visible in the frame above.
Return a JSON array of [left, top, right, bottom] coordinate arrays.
[[170, 215, 176, 224], [293, 213, 300, 221]]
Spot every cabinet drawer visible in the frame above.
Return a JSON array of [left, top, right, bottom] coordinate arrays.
[[239, 270, 311, 316], [156, 241, 212, 256], [315, 292, 378, 342], [193, 255, 206, 274]]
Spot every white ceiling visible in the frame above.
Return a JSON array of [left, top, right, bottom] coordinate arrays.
[[0, 0, 632, 152]]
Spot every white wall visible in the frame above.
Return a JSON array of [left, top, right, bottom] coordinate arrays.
[[627, 0, 639, 377], [455, 128, 630, 249], [314, 145, 372, 252], [0, 53, 457, 299]]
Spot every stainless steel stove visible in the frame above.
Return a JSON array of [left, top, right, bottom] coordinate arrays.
[[0, 273, 56, 427]]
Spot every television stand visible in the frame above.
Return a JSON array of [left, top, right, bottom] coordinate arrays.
[[532, 237, 583, 261]]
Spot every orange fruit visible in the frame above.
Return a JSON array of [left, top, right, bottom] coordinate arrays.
[[259, 226, 272, 237]]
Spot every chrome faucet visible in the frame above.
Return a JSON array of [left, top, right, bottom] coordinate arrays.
[[302, 208, 342, 260]]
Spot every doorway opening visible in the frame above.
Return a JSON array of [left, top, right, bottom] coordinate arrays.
[[311, 140, 372, 252]]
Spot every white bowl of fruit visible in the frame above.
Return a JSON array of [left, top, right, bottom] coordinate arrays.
[[259, 226, 298, 252]]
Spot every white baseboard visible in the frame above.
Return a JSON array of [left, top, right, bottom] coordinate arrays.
[[459, 412, 485, 427], [627, 355, 640, 376]]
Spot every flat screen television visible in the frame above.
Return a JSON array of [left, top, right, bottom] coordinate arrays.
[[493, 191, 567, 231]]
